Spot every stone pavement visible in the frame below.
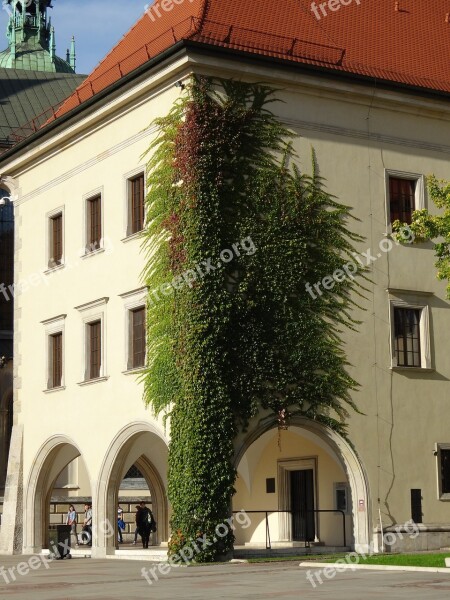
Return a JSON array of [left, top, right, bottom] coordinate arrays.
[[0, 555, 450, 599]]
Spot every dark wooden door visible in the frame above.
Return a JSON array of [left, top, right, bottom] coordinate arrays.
[[290, 469, 315, 542]]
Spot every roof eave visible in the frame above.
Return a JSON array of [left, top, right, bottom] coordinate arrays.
[[0, 40, 188, 167], [183, 39, 450, 102], [2, 39, 450, 167]]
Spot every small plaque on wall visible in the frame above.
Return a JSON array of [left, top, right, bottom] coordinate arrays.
[[266, 478, 276, 494]]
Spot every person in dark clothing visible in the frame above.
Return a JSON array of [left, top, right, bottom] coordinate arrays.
[[137, 502, 154, 549], [132, 504, 141, 544]]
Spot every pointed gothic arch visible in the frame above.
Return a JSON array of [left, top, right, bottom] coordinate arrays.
[[23, 435, 91, 553], [93, 421, 169, 558], [233, 415, 372, 552]]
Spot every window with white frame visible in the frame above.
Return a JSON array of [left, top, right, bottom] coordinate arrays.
[[42, 314, 66, 390], [119, 288, 147, 372], [436, 444, 450, 500], [128, 172, 145, 236], [385, 170, 425, 227], [75, 297, 108, 383], [87, 319, 102, 379], [129, 307, 146, 369], [389, 294, 431, 369], [123, 168, 146, 239], [46, 207, 64, 269], [83, 187, 103, 254]]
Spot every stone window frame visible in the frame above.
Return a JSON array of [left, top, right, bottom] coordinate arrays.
[[41, 314, 66, 392], [436, 443, 450, 501], [384, 169, 426, 231], [388, 290, 432, 372]]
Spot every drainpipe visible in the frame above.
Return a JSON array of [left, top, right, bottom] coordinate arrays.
[[378, 508, 385, 553]]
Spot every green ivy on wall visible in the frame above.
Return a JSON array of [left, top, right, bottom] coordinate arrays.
[[142, 76, 363, 562]]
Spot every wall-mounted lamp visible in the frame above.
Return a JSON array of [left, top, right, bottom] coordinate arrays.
[[174, 81, 186, 90]]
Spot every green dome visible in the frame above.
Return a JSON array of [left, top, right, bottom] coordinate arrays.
[[0, 45, 74, 73], [1, 1, 76, 74]]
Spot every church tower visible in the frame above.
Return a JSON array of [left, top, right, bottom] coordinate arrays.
[[0, 0, 76, 73]]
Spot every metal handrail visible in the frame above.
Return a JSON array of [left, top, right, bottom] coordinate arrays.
[[232, 509, 346, 550]]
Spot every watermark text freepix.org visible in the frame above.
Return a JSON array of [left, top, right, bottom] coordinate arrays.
[[0, 238, 115, 303], [305, 519, 420, 588], [305, 227, 414, 300], [148, 236, 256, 307], [0, 554, 53, 584], [141, 510, 251, 586], [144, 0, 194, 23], [311, 0, 363, 21]]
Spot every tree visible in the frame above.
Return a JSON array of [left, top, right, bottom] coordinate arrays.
[[393, 175, 450, 298]]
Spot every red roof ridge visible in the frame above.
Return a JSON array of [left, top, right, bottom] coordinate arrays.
[[52, 1, 207, 120], [89, 1, 208, 79], [18, 0, 450, 137]]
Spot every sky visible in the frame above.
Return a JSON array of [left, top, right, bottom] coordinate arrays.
[[0, 0, 147, 75]]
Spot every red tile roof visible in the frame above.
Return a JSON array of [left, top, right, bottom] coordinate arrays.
[[54, 0, 450, 119]]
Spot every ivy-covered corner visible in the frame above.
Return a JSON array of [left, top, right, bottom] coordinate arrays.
[[142, 76, 364, 562]]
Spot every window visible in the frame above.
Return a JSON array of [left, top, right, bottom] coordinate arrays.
[[88, 320, 101, 379], [410, 489, 422, 523], [76, 297, 108, 385], [124, 465, 144, 479], [128, 173, 145, 235], [385, 171, 425, 227], [120, 288, 147, 373], [42, 314, 66, 391], [394, 307, 422, 367], [389, 177, 416, 224], [49, 332, 63, 388], [50, 213, 63, 267], [442, 451, 450, 494], [389, 293, 431, 370], [436, 445, 450, 500], [86, 195, 102, 252], [130, 306, 145, 369], [334, 482, 349, 514], [121, 463, 147, 490]]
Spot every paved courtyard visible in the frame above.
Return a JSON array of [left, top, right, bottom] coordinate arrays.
[[0, 556, 450, 599]]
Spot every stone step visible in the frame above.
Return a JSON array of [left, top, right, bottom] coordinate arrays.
[[234, 545, 351, 558], [109, 549, 168, 562]]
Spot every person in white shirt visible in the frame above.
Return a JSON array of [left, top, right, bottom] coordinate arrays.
[[66, 504, 77, 547]]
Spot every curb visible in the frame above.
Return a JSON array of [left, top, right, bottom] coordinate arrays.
[[299, 561, 450, 574]]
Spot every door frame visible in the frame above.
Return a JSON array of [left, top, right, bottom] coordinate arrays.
[[278, 457, 318, 542]]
